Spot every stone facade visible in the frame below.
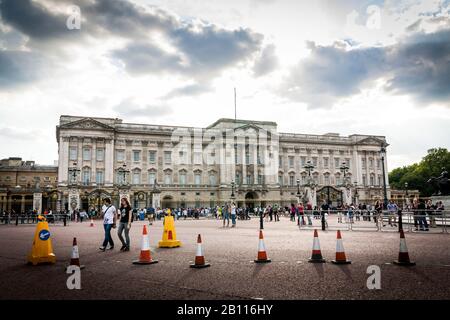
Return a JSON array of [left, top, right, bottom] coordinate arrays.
[[0, 157, 58, 213], [56, 116, 391, 211]]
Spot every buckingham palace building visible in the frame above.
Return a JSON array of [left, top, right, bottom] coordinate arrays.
[[56, 115, 390, 212]]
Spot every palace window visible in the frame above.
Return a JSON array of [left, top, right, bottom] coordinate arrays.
[[164, 172, 172, 185], [164, 151, 172, 164], [323, 157, 329, 168], [289, 175, 294, 186], [289, 156, 294, 168], [209, 174, 216, 186], [132, 170, 141, 185], [148, 172, 156, 185], [335, 158, 340, 168], [69, 147, 77, 161], [149, 151, 156, 164], [82, 167, 90, 185], [96, 148, 104, 161], [116, 150, 125, 162], [96, 170, 104, 185], [194, 173, 201, 185], [83, 148, 91, 161], [278, 175, 283, 186], [133, 151, 141, 162]]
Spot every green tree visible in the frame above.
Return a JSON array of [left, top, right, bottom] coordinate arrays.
[[389, 148, 450, 197]]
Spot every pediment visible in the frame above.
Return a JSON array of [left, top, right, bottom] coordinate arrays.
[[60, 118, 114, 131], [234, 123, 263, 132]]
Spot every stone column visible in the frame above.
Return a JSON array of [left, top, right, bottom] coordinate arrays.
[[58, 137, 70, 185], [33, 193, 42, 214], [253, 144, 258, 185], [105, 139, 114, 187], [91, 139, 97, 185]]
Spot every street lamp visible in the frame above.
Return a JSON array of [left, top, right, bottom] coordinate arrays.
[[354, 181, 359, 201], [380, 146, 389, 209], [296, 179, 301, 196], [304, 160, 314, 177], [339, 161, 349, 186], [68, 162, 80, 186], [404, 182, 409, 208]]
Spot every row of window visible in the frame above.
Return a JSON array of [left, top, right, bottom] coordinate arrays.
[[280, 156, 353, 169], [72, 169, 218, 186], [69, 147, 104, 161]]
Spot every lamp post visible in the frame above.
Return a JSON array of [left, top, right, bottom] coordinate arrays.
[[296, 178, 301, 202], [68, 162, 80, 186], [404, 182, 409, 209], [354, 181, 359, 205], [339, 161, 349, 186], [230, 181, 235, 200], [380, 146, 389, 209]]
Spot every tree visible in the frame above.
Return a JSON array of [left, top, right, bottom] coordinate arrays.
[[388, 148, 450, 197]]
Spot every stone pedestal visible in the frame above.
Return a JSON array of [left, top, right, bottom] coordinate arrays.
[[430, 195, 450, 208], [305, 187, 317, 208], [68, 189, 80, 214], [152, 192, 161, 209], [341, 187, 352, 205]]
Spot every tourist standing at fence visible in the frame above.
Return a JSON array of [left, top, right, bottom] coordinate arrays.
[[426, 199, 437, 228], [374, 200, 383, 228], [412, 198, 419, 230], [387, 200, 398, 227], [417, 199, 429, 231]]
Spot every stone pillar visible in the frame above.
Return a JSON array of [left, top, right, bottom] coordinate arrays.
[[305, 186, 317, 208], [56, 192, 62, 212], [33, 193, 42, 214], [105, 139, 114, 187], [341, 187, 352, 205], [152, 191, 161, 209], [58, 137, 70, 185], [91, 139, 97, 185]]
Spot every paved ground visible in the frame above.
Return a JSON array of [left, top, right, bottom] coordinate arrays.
[[1, 216, 450, 300]]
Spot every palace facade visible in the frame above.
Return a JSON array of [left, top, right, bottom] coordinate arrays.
[[56, 116, 390, 211]]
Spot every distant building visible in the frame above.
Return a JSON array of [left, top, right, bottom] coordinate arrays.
[[56, 116, 390, 211], [0, 157, 58, 213]]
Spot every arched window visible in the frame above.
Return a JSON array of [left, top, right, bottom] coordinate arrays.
[[132, 169, 141, 185]]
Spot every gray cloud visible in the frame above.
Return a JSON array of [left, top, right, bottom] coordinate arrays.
[[253, 44, 279, 77], [0, 50, 46, 88], [0, 0, 265, 88], [0, 0, 81, 42], [113, 98, 173, 118], [282, 26, 450, 108], [163, 83, 212, 99]]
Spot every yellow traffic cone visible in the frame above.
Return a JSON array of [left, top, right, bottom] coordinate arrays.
[[27, 215, 56, 265], [158, 214, 182, 248]]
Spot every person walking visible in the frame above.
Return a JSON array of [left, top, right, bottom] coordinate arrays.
[[223, 203, 230, 228], [231, 202, 237, 228], [118, 198, 133, 252], [374, 200, 383, 228], [99, 198, 117, 251]]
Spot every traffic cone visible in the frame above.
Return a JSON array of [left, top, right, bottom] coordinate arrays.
[[27, 216, 56, 265], [190, 234, 210, 268], [254, 230, 271, 263], [308, 229, 326, 263], [158, 214, 182, 248], [133, 225, 158, 265], [90, 219, 94, 227], [393, 230, 415, 266], [331, 230, 351, 264], [66, 237, 85, 270]]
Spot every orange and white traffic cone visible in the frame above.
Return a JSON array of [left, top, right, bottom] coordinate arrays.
[[190, 234, 210, 268], [393, 230, 415, 266], [331, 230, 351, 264], [90, 219, 94, 227], [308, 229, 326, 263], [66, 237, 85, 270], [254, 230, 271, 263], [133, 225, 158, 265]]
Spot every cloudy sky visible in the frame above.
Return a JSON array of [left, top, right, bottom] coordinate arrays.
[[0, 0, 449, 170]]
